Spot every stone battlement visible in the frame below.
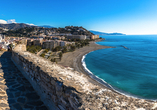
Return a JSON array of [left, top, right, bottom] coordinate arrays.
[[11, 44, 157, 110]]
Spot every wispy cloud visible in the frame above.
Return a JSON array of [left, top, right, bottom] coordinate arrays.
[[0, 19, 36, 26], [0, 19, 17, 24], [7, 19, 16, 23], [26, 23, 35, 26]]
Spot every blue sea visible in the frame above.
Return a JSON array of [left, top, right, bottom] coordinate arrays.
[[83, 35, 157, 100]]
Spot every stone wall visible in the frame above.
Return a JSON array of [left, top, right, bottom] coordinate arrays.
[[12, 44, 84, 110], [13, 44, 26, 51], [11, 44, 157, 110]]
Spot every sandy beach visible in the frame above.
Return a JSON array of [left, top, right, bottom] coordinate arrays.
[[58, 39, 113, 89]]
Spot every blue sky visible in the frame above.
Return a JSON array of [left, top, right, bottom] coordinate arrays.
[[0, 0, 157, 35]]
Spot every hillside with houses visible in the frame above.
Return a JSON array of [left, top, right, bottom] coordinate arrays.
[[0, 24, 100, 62]]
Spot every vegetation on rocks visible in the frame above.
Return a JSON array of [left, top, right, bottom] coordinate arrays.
[[26, 45, 42, 53], [52, 46, 62, 52], [40, 53, 45, 57], [59, 52, 62, 60]]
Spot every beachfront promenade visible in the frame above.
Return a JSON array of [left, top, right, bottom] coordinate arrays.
[[0, 52, 48, 110]]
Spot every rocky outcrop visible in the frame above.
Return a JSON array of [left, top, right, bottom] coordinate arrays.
[[11, 44, 157, 110]]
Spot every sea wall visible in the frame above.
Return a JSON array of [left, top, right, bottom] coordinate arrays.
[[11, 44, 157, 110]]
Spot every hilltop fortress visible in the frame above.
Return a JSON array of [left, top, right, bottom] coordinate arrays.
[[11, 44, 157, 110]]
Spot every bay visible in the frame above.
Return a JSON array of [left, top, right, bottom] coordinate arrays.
[[84, 35, 157, 99]]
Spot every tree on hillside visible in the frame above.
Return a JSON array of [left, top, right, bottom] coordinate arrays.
[[54, 58, 57, 64], [59, 52, 63, 60], [44, 49, 49, 53], [51, 47, 54, 51], [40, 53, 45, 57], [71, 45, 76, 51], [67, 44, 71, 50], [62, 46, 67, 53], [53, 46, 62, 52]]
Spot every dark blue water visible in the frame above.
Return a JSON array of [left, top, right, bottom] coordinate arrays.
[[84, 35, 157, 100]]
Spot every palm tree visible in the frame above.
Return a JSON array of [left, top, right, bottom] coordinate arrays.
[[71, 45, 76, 51]]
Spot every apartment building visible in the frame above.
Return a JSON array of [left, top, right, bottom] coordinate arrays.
[[0, 34, 5, 42], [33, 39, 43, 46], [42, 40, 59, 49], [60, 41, 66, 47], [90, 35, 99, 39], [27, 39, 34, 46]]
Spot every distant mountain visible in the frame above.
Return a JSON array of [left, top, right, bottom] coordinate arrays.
[[90, 30, 125, 35], [39, 25, 55, 28], [0, 23, 36, 30]]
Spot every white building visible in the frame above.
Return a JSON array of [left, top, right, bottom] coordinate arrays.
[[0, 36, 2, 42], [0, 34, 5, 42]]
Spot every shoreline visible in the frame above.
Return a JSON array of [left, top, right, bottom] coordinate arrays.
[[58, 39, 155, 101], [81, 53, 156, 101], [58, 40, 119, 91]]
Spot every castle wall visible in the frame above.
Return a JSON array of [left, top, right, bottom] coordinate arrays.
[[11, 44, 92, 110]]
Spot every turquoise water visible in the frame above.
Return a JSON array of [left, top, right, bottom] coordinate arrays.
[[84, 35, 157, 100]]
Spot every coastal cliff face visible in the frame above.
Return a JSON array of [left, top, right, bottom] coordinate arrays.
[[12, 44, 157, 110]]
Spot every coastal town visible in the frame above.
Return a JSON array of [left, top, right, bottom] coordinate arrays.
[[0, 25, 99, 62]]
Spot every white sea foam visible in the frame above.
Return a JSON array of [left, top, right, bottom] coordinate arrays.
[[81, 53, 113, 89], [81, 53, 156, 100]]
